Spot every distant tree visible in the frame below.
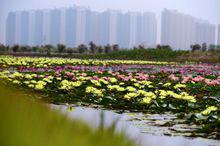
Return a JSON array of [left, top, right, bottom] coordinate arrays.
[[156, 44, 171, 50], [0, 44, 6, 52], [39, 48, 44, 54], [191, 44, 201, 52], [89, 41, 97, 54], [20, 46, 30, 52], [137, 44, 145, 50], [190, 45, 193, 50], [104, 44, 112, 53], [161, 45, 172, 50], [5, 45, 10, 52], [72, 48, 79, 53], [32, 46, 39, 52], [113, 44, 119, 51], [12, 45, 20, 52], [78, 44, 88, 54], [27, 46, 32, 52], [208, 44, 216, 50], [133, 46, 138, 50], [216, 45, 220, 50], [57, 44, 66, 53], [156, 44, 161, 49], [66, 48, 73, 54], [44, 45, 53, 55], [201, 43, 207, 51], [97, 46, 104, 54]]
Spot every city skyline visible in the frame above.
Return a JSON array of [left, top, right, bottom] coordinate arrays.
[[6, 6, 157, 49], [6, 6, 218, 50], [1, 0, 220, 45]]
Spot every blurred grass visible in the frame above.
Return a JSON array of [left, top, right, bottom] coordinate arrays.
[[0, 83, 136, 146]]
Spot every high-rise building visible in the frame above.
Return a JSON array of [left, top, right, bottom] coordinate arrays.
[[6, 12, 16, 46], [108, 10, 119, 45], [137, 12, 157, 47], [28, 10, 35, 46], [117, 12, 130, 48], [20, 11, 29, 45], [99, 11, 109, 46], [85, 10, 100, 45], [65, 7, 77, 47], [28, 10, 44, 46], [128, 12, 138, 48], [98, 10, 120, 46], [34, 10, 44, 46], [161, 9, 216, 50], [49, 9, 61, 46], [60, 8, 66, 45], [42, 9, 50, 45], [194, 19, 215, 46], [161, 9, 192, 50], [75, 7, 87, 46], [15, 11, 22, 44], [218, 24, 220, 45], [6, 6, 157, 49]]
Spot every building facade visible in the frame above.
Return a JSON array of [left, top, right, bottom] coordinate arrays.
[[5, 6, 157, 48], [218, 24, 220, 46], [6, 7, 218, 49], [161, 9, 216, 50], [6, 12, 16, 46], [65, 7, 77, 47]]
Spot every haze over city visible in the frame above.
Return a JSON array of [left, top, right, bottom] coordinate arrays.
[[1, 0, 220, 47]]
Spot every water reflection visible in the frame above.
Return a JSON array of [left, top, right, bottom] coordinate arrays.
[[51, 105, 219, 146]]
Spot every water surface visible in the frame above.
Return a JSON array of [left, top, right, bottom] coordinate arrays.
[[51, 105, 220, 146]]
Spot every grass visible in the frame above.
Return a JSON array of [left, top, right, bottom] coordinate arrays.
[[0, 83, 136, 146]]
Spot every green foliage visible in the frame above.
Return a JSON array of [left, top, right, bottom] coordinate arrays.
[[12, 44, 20, 52], [0, 44, 7, 52], [0, 83, 135, 146], [78, 44, 88, 54], [57, 44, 66, 53], [67, 49, 187, 61]]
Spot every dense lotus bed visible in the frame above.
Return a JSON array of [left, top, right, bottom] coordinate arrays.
[[0, 56, 220, 139]]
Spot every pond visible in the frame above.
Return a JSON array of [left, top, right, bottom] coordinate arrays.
[[1, 56, 219, 145], [51, 104, 220, 146]]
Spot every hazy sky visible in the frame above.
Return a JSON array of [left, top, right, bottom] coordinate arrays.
[[0, 0, 220, 44]]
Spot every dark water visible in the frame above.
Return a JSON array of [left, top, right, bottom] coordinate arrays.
[[51, 105, 220, 146]]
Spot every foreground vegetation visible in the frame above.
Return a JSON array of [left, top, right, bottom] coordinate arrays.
[[0, 55, 219, 139], [0, 83, 135, 146]]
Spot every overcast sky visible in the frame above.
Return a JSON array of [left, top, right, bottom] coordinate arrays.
[[0, 0, 220, 44]]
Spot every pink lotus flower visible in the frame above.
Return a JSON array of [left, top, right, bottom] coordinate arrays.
[[81, 73, 87, 77], [135, 73, 149, 80], [217, 76, 220, 81], [102, 77, 108, 80], [65, 72, 74, 78], [192, 76, 204, 82], [205, 79, 220, 86], [168, 74, 179, 81], [182, 76, 191, 83], [150, 75, 156, 80], [117, 75, 124, 80], [93, 76, 99, 80], [71, 77, 76, 81], [97, 71, 103, 74]]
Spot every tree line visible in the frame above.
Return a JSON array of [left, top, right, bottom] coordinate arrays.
[[0, 42, 220, 54]]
